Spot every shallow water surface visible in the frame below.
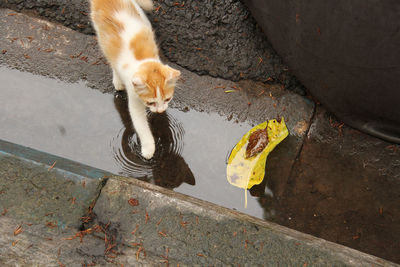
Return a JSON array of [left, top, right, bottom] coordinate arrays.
[[0, 67, 269, 218]]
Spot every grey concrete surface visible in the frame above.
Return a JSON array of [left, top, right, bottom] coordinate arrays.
[[0, 204, 162, 266], [89, 176, 397, 266], [0, 146, 106, 229], [1, 9, 112, 92], [0, 141, 170, 266], [0, 0, 305, 93]]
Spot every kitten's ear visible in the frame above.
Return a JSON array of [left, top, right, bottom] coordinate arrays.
[[132, 76, 145, 87], [165, 66, 181, 84]]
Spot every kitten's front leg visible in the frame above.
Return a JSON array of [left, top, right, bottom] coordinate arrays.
[[112, 69, 125, 91], [126, 89, 155, 159]]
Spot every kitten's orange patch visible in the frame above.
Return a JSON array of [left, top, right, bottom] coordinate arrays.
[[102, 34, 122, 65], [91, 0, 131, 34], [130, 29, 158, 60]]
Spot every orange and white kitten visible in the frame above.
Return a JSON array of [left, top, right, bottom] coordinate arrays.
[[90, 0, 181, 159]]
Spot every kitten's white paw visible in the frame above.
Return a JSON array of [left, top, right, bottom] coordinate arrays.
[[113, 77, 125, 91], [141, 141, 155, 159]]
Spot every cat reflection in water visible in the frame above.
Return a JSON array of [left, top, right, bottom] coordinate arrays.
[[114, 92, 195, 189], [90, 0, 181, 159]]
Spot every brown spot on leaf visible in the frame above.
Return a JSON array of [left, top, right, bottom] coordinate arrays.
[[246, 126, 269, 158]]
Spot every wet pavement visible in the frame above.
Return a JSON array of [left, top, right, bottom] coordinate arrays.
[[1, 8, 400, 266], [267, 108, 400, 263]]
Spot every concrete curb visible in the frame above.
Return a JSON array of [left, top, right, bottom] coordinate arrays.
[[96, 176, 398, 266], [0, 140, 109, 229], [0, 139, 398, 266]]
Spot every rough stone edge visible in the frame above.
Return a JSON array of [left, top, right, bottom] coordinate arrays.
[[109, 175, 398, 267], [0, 139, 110, 230]]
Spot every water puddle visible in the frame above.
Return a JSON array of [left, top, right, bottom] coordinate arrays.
[[0, 67, 270, 218]]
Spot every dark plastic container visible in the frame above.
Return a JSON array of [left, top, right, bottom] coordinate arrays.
[[244, 0, 400, 143]]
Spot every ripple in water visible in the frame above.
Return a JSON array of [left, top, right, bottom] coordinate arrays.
[[111, 111, 186, 182]]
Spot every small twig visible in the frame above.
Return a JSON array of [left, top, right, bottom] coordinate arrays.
[[131, 224, 139, 235], [14, 225, 23, 236], [158, 230, 167, 237], [48, 161, 57, 171]]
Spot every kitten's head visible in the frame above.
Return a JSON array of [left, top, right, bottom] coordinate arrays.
[[133, 61, 180, 113]]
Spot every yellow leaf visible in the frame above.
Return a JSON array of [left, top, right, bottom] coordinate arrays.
[[227, 118, 289, 206]]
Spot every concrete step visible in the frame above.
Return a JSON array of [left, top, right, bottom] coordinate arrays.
[[0, 141, 395, 266]]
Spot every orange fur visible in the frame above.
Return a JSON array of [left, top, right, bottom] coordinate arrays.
[[102, 35, 122, 66], [130, 29, 158, 60], [91, 0, 132, 65], [91, 0, 138, 21]]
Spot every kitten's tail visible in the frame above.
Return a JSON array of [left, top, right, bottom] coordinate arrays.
[[136, 0, 153, 11]]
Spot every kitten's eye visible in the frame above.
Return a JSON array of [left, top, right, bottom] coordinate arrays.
[[146, 102, 156, 106], [165, 97, 171, 102]]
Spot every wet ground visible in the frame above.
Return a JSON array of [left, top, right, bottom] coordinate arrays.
[[272, 136, 400, 262], [1, 8, 400, 264], [1, 66, 400, 263]]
